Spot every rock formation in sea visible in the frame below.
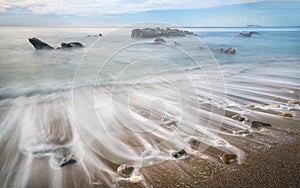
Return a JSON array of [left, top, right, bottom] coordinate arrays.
[[28, 38, 84, 50], [131, 27, 194, 38]]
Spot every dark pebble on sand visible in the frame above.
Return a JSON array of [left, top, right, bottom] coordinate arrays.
[[250, 121, 271, 129], [172, 149, 187, 158], [60, 159, 77, 167]]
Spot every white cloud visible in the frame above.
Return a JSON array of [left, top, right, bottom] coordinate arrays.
[[0, 0, 268, 15]]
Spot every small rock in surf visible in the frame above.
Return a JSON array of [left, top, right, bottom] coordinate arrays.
[[129, 175, 142, 183], [117, 164, 134, 176], [154, 37, 166, 43], [220, 153, 237, 164], [250, 121, 272, 128], [279, 112, 293, 117], [60, 158, 77, 167], [172, 149, 188, 158]]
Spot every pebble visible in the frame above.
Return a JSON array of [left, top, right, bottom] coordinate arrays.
[[250, 121, 271, 129], [265, 104, 280, 109], [220, 153, 237, 164], [247, 104, 255, 109], [129, 176, 142, 183], [117, 164, 134, 175], [279, 112, 293, 117], [231, 114, 247, 122], [214, 140, 226, 146], [233, 129, 250, 135]]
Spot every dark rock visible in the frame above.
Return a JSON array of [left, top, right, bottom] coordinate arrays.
[[222, 47, 236, 54], [172, 149, 187, 158], [61, 42, 84, 49], [131, 27, 194, 38], [60, 158, 77, 167], [117, 164, 134, 176], [28, 38, 54, 50], [250, 121, 271, 128], [29, 37, 84, 50], [154, 37, 166, 43], [237, 31, 260, 37]]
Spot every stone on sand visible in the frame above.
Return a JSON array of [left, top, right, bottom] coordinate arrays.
[[250, 121, 272, 129], [279, 112, 293, 117], [129, 176, 142, 183], [220, 153, 237, 164], [117, 164, 134, 176]]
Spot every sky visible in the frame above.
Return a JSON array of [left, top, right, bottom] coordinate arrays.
[[0, 0, 300, 27]]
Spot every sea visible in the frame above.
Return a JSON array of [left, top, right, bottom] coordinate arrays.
[[0, 25, 300, 187]]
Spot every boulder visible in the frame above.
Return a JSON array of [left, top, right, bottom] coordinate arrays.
[[28, 38, 54, 50]]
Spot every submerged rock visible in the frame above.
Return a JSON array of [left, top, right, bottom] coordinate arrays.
[[117, 164, 134, 176], [221, 47, 236, 54], [154, 37, 166, 43], [172, 149, 188, 158], [188, 137, 200, 145], [250, 121, 272, 128], [279, 112, 293, 117], [129, 176, 142, 183], [60, 158, 77, 167], [28, 38, 54, 50], [220, 153, 237, 164]]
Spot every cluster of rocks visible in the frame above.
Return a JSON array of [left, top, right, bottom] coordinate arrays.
[[28, 38, 84, 50], [131, 27, 194, 38]]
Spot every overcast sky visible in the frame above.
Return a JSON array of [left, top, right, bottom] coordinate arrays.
[[0, 0, 300, 26]]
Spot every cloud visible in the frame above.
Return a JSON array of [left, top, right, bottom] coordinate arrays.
[[0, 0, 272, 15]]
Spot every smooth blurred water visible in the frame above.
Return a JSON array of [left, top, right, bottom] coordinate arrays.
[[0, 26, 299, 99]]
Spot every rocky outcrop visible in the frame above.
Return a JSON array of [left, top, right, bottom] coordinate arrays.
[[28, 38, 54, 50], [131, 27, 194, 38], [237, 31, 260, 38], [28, 38, 84, 50]]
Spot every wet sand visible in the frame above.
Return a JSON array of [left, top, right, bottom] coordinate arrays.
[[115, 114, 300, 188]]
